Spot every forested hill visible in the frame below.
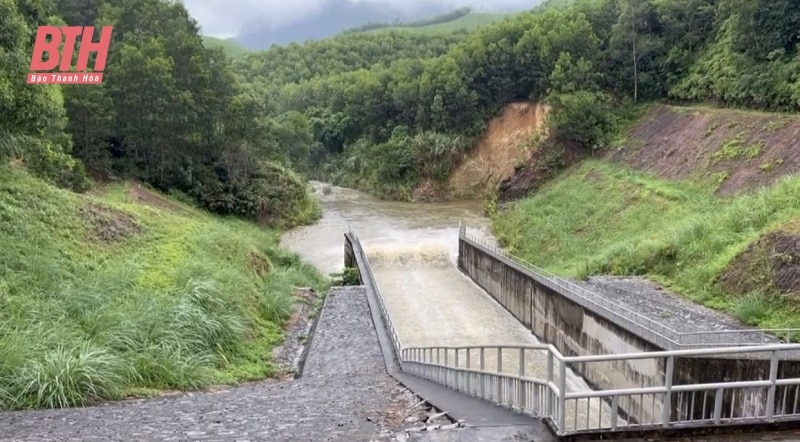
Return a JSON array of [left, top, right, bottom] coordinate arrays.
[[338, 7, 520, 36], [234, 0, 452, 50], [3, 0, 798, 412], [3, 0, 800, 213], [230, 0, 799, 200]]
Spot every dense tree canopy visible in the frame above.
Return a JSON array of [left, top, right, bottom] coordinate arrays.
[[1, 0, 798, 205]]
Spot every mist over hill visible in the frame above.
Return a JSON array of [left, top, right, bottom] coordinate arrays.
[[225, 0, 536, 49], [236, 0, 446, 49]]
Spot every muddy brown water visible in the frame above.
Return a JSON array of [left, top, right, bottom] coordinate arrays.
[[281, 182, 800, 440], [281, 182, 615, 430]]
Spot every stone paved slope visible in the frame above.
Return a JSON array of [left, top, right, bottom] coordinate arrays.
[[0, 287, 433, 442]]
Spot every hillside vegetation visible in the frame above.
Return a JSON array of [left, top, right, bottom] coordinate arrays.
[[608, 105, 800, 195], [232, 0, 799, 200], [492, 100, 800, 328], [202, 36, 251, 57], [1, 0, 326, 411], [234, 0, 455, 49], [0, 165, 327, 410], [2, 0, 800, 409], [355, 11, 519, 36], [6, 0, 793, 206], [12, 0, 796, 205], [493, 158, 800, 329]]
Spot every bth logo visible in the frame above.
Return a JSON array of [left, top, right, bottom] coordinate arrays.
[[27, 26, 113, 85]]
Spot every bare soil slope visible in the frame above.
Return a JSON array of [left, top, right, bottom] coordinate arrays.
[[607, 105, 800, 304], [607, 105, 800, 195], [718, 219, 800, 300], [444, 102, 549, 199]]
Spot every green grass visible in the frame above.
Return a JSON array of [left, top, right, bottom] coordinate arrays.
[[492, 160, 800, 328], [710, 132, 764, 164], [0, 166, 328, 410], [362, 12, 519, 36], [202, 36, 251, 57]]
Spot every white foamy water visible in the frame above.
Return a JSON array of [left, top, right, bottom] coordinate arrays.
[[281, 181, 620, 429]]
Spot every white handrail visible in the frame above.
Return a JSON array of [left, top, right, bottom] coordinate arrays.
[[346, 228, 800, 437], [402, 343, 800, 435]]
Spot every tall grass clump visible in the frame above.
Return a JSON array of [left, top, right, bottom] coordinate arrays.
[[0, 166, 328, 410], [493, 161, 800, 328]]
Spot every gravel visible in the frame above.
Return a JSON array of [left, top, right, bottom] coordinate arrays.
[[0, 287, 454, 442]]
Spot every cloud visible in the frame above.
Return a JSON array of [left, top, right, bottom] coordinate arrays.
[[182, 0, 539, 38]]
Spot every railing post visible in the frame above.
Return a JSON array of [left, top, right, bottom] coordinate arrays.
[[519, 348, 525, 411], [497, 348, 503, 402], [466, 349, 472, 394], [546, 351, 554, 416], [437, 349, 441, 383], [445, 349, 449, 387], [426, 349, 431, 379], [611, 395, 619, 430], [662, 355, 675, 425], [455, 349, 460, 391], [713, 388, 724, 424], [480, 347, 486, 398], [767, 349, 779, 420], [558, 358, 566, 431]]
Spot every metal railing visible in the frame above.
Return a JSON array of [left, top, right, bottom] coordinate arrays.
[[458, 226, 800, 349], [347, 229, 402, 358], [402, 343, 800, 436], [346, 229, 800, 437]]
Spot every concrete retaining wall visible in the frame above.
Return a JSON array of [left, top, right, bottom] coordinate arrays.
[[457, 235, 800, 424]]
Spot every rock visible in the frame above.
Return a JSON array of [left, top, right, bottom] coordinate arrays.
[[426, 412, 447, 422]]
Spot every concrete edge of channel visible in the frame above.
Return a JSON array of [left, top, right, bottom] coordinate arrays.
[[295, 287, 335, 379], [358, 278, 557, 438]]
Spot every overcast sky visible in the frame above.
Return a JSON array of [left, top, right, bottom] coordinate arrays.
[[182, 0, 539, 38]]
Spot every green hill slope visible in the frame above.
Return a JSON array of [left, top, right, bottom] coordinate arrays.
[[202, 36, 250, 57], [361, 12, 519, 35], [492, 105, 800, 330], [494, 160, 800, 328], [0, 166, 326, 410]]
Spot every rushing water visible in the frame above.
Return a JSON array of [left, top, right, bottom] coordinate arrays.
[[281, 181, 618, 430]]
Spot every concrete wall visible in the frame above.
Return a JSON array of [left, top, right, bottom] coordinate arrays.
[[344, 234, 357, 275], [458, 236, 664, 423], [457, 235, 800, 424]]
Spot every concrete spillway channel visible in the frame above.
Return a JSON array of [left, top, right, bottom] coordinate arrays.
[[281, 182, 623, 432], [365, 241, 624, 432]]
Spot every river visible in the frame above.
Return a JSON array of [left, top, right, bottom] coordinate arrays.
[[280, 181, 616, 430]]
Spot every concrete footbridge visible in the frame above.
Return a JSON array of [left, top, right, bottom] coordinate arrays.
[[344, 226, 800, 439]]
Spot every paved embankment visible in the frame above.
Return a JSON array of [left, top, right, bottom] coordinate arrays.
[[0, 287, 445, 441], [580, 276, 784, 345]]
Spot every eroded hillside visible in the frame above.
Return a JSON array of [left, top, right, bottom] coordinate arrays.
[[418, 102, 550, 200], [491, 104, 800, 328], [608, 105, 800, 195]]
